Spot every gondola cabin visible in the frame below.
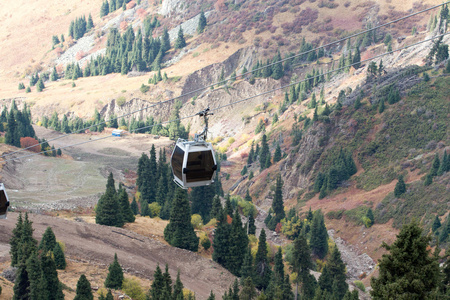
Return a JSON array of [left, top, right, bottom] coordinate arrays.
[[0, 183, 10, 219], [171, 139, 217, 189]]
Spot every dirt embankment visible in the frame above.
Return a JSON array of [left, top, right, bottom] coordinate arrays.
[[0, 212, 235, 299]]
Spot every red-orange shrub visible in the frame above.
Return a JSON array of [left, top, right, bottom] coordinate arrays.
[[20, 137, 40, 153]]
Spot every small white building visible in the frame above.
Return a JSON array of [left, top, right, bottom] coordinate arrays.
[[112, 129, 125, 137]]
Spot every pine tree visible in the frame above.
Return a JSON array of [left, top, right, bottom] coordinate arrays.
[[394, 175, 406, 197], [164, 189, 199, 252], [291, 231, 316, 299], [371, 220, 440, 299], [74, 274, 94, 300], [268, 175, 285, 230], [248, 213, 256, 235], [118, 186, 135, 223], [259, 134, 271, 171], [10, 213, 23, 266], [210, 195, 223, 220], [432, 215, 441, 233], [431, 153, 440, 176], [437, 150, 447, 176], [175, 27, 186, 49], [240, 277, 257, 300], [240, 246, 254, 284], [190, 185, 215, 223], [310, 210, 328, 259], [213, 211, 231, 266], [197, 9, 207, 34], [130, 197, 139, 215], [39, 226, 57, 253], [366, 208, 375, 227], [272, 51, 284, 80], [273, 143, 282, 163], [352, 47, 361, 69], [378, 98, 385, 113], [54, 242, 66, 270], [150, 264, 165, 299], [172, 270, 183, 300], [105, 253, 124, 289], [227, 210, 248, 276], [19, 213, 38, 265], [254, 229, 272, 290], [41, 254, 65, 300], [26, 251, 44, 300], [96, 172, 124, 227], [87, 14, 94, 31], [13, 264, 30, 300]]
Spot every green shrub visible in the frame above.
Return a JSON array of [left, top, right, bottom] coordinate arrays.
[[148, 202, 161, 217], [116, 96, 126, 106], [140, 84, 150, 93], [354, 280, 365, 292]]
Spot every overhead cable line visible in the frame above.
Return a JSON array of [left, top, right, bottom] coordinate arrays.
[[5, 31, 448, 163], [1, 1, 446, 159]]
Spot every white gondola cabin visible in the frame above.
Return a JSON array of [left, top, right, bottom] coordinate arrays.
[[0, 183, 10, 219], [171, 139, 217, 189]]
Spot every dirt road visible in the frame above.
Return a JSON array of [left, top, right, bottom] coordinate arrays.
[[0, 213, 235, 299]]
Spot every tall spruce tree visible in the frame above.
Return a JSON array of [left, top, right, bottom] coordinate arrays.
[[10, 213, 24, 266], [19, 213, 38, 265], [54, 242, 66, 270], [105, 253, 124, 289], [41, 254, 65, 300], [259, 134, 271, 171], [175, 27, 186, 49], [190, 185, 215, 223], [310, 210, 328, 259], [39, 226, 57, 254], [226, 210, 248, 276], [150, 264, 165, 299], [254, 229, 272, 290], [173, 270, 183, 300], [248, 213, 256, 235], [26, 251, 44, 300], [118, 185, 135, 223], [164, 189, 199, 252], [291, 231, 316, 299], [394, 175, 406, 197], [268, 175, 285, 230], [212, 211, 231, 266], [371, 220, 440, 299], [74, 274, 94, 300], [13, 264, 30, 300], [197, 9, 207, 34], [96, 172, 124, 227]]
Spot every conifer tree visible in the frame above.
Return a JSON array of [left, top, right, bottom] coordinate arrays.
[[130, 197, 139, 215], [10, 213, 23, 266], [197, 9, 207, 34], [118, 186, 135, 223], [41, 254, 64, 300], [175, 27, 186, 49], [366, 208, 375, 227], [210, 195, 223, 220], [291, 231, 316, 299], [164, 189, 199, 252], [87, 14, 94, 31], [39, 226, 57, 254], [227, 210, 248, 276], [150, 264, 165, 299], [105, 253, 124, 289], [352, 47, 361, 69], [371, 220, 440, 299], [173, 270, 183, 300], [241, 246, 254, 285], [437, 150, 448, 176], [432, 215, 441, 233], [26, 251, 44, 300], [213, 211, 231, 266], [394, 175, 406, 197], [319, 246, 348, 299], [224, 195, 234, 217], [240, 277, 257, 300], [19, 213, 38, 265], [74, 274, 93, 300], [310, 210, 328, 259], [5, 107, 20, 147], [273, 143, 282, 163], [271, 51, 284, 80], [259, 134, 271, 171], [96, 172, 124, 227], [13, 264, 30, 300], [54, 242, 66, 270], [378, 98, 385, 113], [254, 229, 272, 290], [431, 153, 440, 176], [248, 213, 256, 235], [191, 185, 215, 223]]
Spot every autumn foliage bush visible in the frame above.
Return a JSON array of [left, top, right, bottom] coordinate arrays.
[[20, 137, 40, 152]]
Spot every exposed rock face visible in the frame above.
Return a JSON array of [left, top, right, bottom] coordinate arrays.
[[159, 0, 184, 16]]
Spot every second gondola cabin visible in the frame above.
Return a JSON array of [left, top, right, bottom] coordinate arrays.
[[171, 139, 217, 189]]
